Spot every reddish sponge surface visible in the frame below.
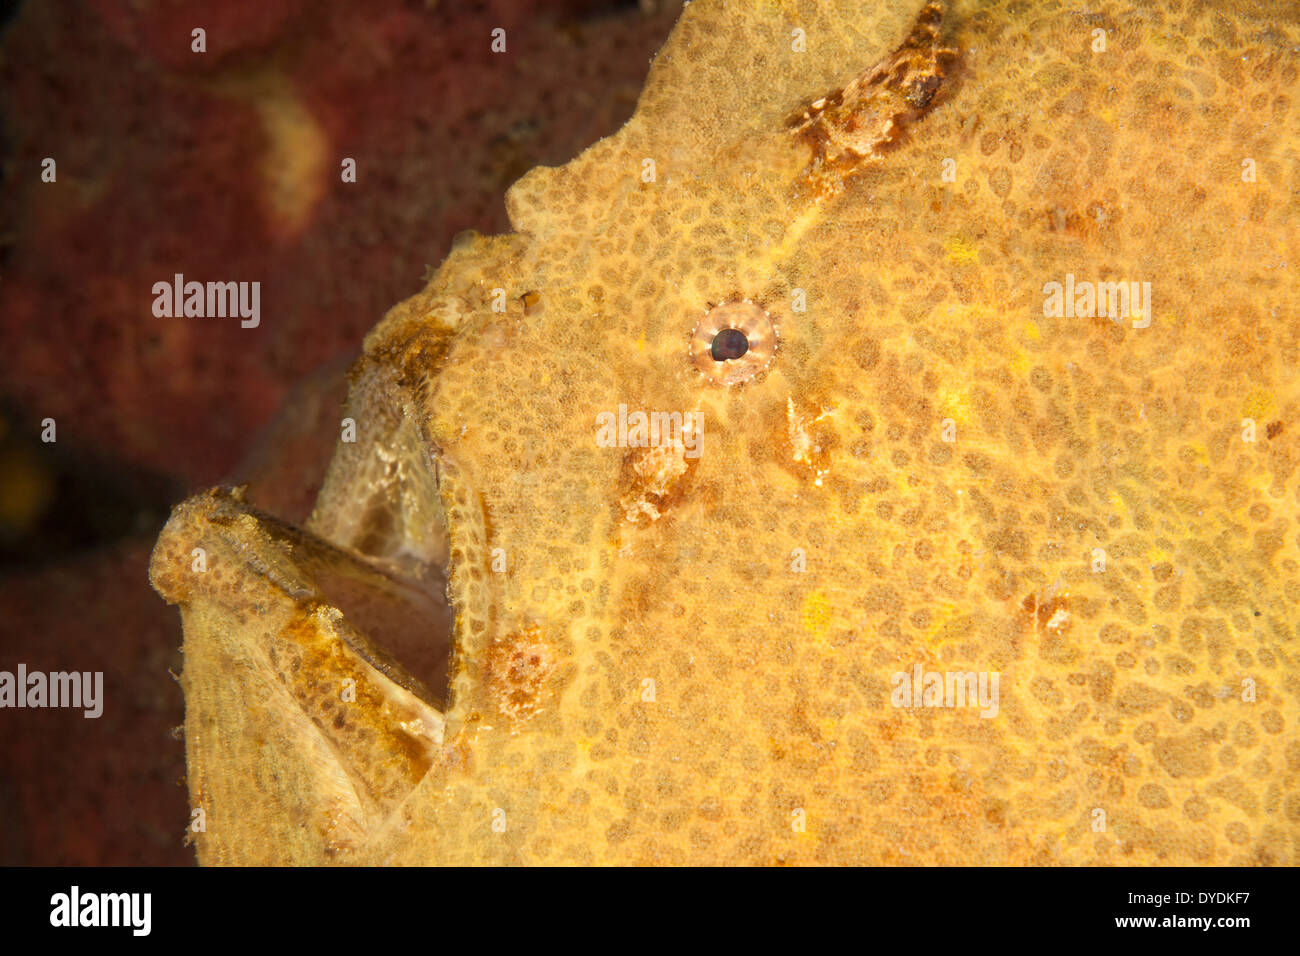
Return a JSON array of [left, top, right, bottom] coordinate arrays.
[[0, 541, 184, 865], [88, 0, 312, 72], [0, 0, 677, 864], [0, 0, 676, 486]]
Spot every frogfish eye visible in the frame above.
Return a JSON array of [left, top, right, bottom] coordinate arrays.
[[689, 299, 777, 386], [711, 328, 749, 361]]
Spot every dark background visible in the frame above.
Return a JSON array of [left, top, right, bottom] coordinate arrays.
[[0, 0, 678, 864]]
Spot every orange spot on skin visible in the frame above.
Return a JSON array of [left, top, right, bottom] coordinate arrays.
[[1020, 592, 1073, 637], [485, 624, 556, 724]]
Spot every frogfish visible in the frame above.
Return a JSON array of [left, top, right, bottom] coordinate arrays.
[[151, 0, 1300, 864]]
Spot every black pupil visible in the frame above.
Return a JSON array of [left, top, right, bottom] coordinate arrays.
[[711, 328, 749, 361]]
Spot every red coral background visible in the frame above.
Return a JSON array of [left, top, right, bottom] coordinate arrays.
[[0, 0, 677, 864]]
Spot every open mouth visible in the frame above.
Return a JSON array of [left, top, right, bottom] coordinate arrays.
[[297, 541, 454, 711], [150, 360, 468, 818], [298, 405, 461, 715]]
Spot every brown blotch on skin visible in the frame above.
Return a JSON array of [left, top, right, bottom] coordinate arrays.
[[616, 433, 700, 525], [1041, 199, 1123, 244], [486, 624, 557, 723], [786, 0, 960, 196], [774, 392, 841, 481], [1019, 591, 1075, 660]]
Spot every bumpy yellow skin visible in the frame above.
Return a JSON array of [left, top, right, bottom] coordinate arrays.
[[151, 0, 1300, 865]]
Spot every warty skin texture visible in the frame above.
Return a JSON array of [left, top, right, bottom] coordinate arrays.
[[151, 0, 1300, 864]]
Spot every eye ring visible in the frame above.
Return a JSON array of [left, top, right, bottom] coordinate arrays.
[[689, 299, 778, 386]]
